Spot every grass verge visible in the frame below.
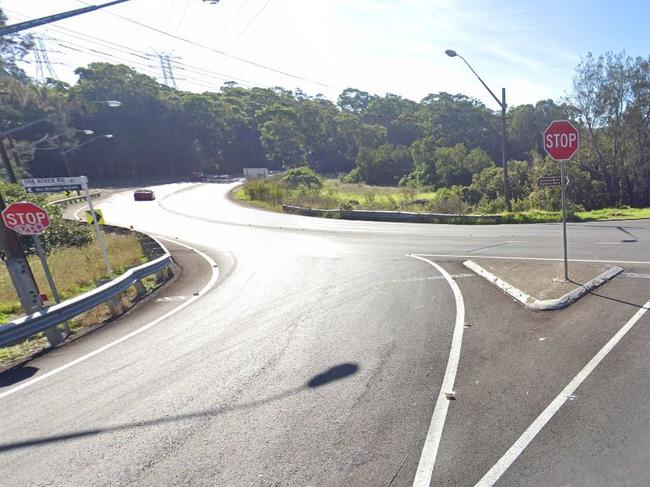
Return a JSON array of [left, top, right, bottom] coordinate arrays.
[[233, 179, 650, 224], [0, 233, 158, 366]]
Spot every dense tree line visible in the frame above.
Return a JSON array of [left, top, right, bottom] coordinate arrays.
[[1, 8, 649, 210]]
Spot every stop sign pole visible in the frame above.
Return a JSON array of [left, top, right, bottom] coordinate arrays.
[[0, 199, 64, 345], [543, 120, 580, 280], [0, 195, 63, 345]]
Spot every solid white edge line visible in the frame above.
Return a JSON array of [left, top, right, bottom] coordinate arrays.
[[0, 239, 220, 401], [409, 254, 466, 487], [474, 299, 650, 487], [415, 254, 650, 266]]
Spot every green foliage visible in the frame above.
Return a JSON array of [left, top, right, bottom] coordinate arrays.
[[353, 144, 413, 185], [242, 179, 285, 204], [281, 166, 322, 189]]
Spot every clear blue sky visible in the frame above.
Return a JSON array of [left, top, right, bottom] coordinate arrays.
[[3, 0, 649, 108]]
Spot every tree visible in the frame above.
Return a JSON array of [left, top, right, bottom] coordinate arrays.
[[0, 8, 33, 80], [431, 144, 493, 188], [353, 144, 413, 186]]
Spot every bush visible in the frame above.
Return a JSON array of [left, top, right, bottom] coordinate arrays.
[[426, 194, 468, 214], [281, 166, 322, 189], [242, 179, 285, 204]]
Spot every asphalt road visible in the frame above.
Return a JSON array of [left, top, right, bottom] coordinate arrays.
[[1, 182, 649, 486]]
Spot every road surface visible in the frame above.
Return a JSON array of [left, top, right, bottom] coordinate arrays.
[[1, 182, 649, 486]]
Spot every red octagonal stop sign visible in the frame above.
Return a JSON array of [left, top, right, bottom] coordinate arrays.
[[543, 120, 580, 161], [1, 201, 50, 235]]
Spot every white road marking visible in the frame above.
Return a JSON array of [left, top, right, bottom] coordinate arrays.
[[623, 273, 650, 279], [409, 254, 466, 487], [73, 203, 90, 221], [415, 253, 650, 265], [474, 299, 650, 486], [0, 239, 219, 401]]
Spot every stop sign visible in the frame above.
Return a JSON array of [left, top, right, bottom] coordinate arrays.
[[543, 120, 579, 161], [1, 202, 50, 235]]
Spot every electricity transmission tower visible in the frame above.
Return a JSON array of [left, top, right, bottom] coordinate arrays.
[[33, 36, 58, 84], [156, 52, 178, 88]]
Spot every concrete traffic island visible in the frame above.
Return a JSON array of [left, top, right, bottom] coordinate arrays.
[[464, 258, 624, 310]]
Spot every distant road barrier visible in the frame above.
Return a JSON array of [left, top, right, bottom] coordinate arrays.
[[282, 205, 504, 224], [0, 228, 172, 348], [48, 191, 101, 207]]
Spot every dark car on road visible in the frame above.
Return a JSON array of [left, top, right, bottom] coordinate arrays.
[[133, 189, 155, 201]]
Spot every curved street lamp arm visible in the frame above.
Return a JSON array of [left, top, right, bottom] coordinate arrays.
[[457, 55, 504, 109], [60, 135, 112, 156]]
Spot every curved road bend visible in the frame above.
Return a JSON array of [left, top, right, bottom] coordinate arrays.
[[0, 182, 649, 486]]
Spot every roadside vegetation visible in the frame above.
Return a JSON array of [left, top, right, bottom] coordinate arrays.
[[235, 168, 650, 224], [0, 232, 151, 365], [0, 233, 146, 322]]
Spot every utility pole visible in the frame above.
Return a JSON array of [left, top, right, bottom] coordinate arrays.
[[0, 193, 63, 345]]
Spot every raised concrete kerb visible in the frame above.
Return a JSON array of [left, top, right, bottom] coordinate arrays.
[[463, 259, 624, 310]]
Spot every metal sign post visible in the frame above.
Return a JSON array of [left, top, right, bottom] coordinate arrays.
[[81, 176, 113, 275], [560, 162, 569, 280]]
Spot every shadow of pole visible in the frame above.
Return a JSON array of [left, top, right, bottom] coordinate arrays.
[[0, 362, 359, 454]]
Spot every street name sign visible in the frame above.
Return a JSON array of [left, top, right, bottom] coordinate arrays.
[[543, 120, 579, 161], [1, 202, 50, 235], [538, 176, 570, 188], [20, 176, 87, 193]]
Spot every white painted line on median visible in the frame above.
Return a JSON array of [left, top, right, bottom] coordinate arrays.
[[73, 204, 89, 221], [0, 239, 220, 401], [474, 299, 650, 486], [408, 254, 466, 487], [415, 253, 650, 266]]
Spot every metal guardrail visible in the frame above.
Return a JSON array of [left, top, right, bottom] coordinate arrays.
[[282, 205, 504, 224], [0, 248, 172, 348], [48, 191, 101, 207]]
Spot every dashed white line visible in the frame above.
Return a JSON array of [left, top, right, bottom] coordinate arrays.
[[0, 239, 219, 401], [474, 299, 650, 486], [409, 254, 466, 487]]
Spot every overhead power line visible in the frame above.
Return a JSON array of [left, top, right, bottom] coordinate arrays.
[[226, 0, 272, 49], [72, 0, 332, 88], [6, 9, 269, 89], [218, 0, 251, 34]]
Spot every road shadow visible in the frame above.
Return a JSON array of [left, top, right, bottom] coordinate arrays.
[[570, 278, 650, 309], [0, 366, 38, 388], [0, 362, 359, 453]]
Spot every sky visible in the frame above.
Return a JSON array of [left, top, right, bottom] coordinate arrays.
[[2, 0, 650, 108]]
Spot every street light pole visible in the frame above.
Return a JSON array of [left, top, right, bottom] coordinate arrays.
[[501, 87, 510, 211], [445, 49, 511, 211]]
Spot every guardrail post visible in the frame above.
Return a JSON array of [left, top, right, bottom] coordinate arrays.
[[134, 279, 147, 298], [106, 295, 124, 318], [156, 265, 172, 284]]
